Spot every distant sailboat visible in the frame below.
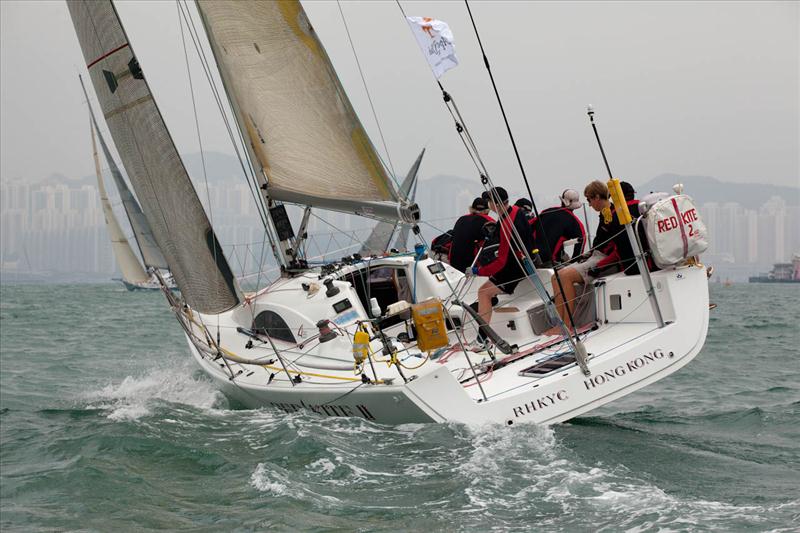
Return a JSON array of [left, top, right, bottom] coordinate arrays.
[[82, 75, 176, 291]]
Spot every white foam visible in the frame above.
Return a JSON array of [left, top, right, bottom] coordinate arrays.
[[452, 423, 786, 527], [307, 458, 337, 476], [86, 360, 226, 421], [251, 463, 341, 504], [251, 463, 291, 495]]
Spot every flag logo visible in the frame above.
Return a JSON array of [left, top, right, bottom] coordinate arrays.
[[406, 16, 459, 79]]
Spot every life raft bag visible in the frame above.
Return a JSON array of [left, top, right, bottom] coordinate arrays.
[[643, 194, 708, 268]]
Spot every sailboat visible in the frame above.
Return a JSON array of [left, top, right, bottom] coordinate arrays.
[[68, 0, 711, 425], [82, 76, 177, 292]]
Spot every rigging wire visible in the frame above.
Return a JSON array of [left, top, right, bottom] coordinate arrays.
[[393, 0, 586, 353], [176, 0, 285, 299], [335, 0, 399, 188], [177, 2, 215, 247], [175, 1, 270, 234], [462, 0, 582, 337]]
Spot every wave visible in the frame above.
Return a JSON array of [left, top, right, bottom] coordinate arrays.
[[83, 361, 227, 421], [242, 418, 797, 530]]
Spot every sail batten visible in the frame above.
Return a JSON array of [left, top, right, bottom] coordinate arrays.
[[196, 0, 416, 221], [69, 0, 240, 314]]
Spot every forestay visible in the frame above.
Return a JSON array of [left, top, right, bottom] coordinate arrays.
[[91, 122, 149, 284], [196, 0, 417, 223], [79, 75, 167, 271], [68, 0, 241, 314]]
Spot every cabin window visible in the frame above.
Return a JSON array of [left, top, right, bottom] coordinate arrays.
[[253, 310, 296, 344], [343, 266, 412, 329]]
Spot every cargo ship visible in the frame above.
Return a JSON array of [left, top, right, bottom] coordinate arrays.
[[749, 253, 800, 283]]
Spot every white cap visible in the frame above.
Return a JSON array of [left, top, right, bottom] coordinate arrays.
[[560, 189, 582, 210]]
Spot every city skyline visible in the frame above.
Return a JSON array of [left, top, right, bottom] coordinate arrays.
[[2, 166, 797, 283]]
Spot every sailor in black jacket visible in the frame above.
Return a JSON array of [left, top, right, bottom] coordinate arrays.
[[530, 189, 586, 267], [448, 197, 495, 273]]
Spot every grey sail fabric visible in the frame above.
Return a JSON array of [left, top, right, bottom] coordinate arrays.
[[91, 121, 149, 284], [361, 149, 424, 255], [79, 75, 167, 270], [68, 0, 240, 314], [196, 0, 418, 223]]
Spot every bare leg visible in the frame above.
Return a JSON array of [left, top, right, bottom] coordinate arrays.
[[545, 268, 583, 335], [477, 280, 503, 334]]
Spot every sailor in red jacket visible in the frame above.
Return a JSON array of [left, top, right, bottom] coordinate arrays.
[[468, 186, 532, 336]]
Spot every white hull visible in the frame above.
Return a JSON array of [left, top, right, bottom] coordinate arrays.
[[178, 256, 709, 426]]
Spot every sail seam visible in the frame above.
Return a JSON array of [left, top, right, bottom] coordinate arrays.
[[103, 95, 153, 120]]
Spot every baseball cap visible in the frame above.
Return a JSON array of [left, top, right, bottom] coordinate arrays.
[[471, 197, 489, 211], [514, 198, 533, 212], [486, 186, 508, 203], [620, 181, 636, 202]]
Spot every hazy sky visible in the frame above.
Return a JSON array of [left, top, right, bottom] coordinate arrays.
[[1, 0, 798, 200]]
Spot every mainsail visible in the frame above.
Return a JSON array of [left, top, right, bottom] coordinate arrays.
[[79, 74, 167, 270], [68, 0, 240, 314], [91, 121, 149, 284], [196, 0, 418, 223]]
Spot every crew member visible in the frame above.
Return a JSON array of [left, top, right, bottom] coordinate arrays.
[[545, 180, 616, 334], [448, 197, 494, 273], [530, 189, 586, 266], [469, 186, 532, 335], [588, 181, 643, 276], [514, 197, 533, 216]]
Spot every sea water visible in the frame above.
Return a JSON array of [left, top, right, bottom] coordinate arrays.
[[1, 282, 798, 531]]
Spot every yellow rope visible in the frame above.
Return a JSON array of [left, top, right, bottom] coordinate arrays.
[[181, 309, 388, 384]]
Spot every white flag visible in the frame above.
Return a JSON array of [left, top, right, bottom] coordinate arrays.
[[406, 16, 459, 79]]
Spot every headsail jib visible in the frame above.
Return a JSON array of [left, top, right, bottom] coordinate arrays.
[[90, 121, 149, 284], [196, 0, 419, 224], [68, 0, 241, 314]]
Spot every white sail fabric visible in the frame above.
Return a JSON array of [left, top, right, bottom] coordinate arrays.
[[68, 0, 240, 314], [197, 1, 414, 221], [79, 75, 167, 270], [91, 122, 149, 284]]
